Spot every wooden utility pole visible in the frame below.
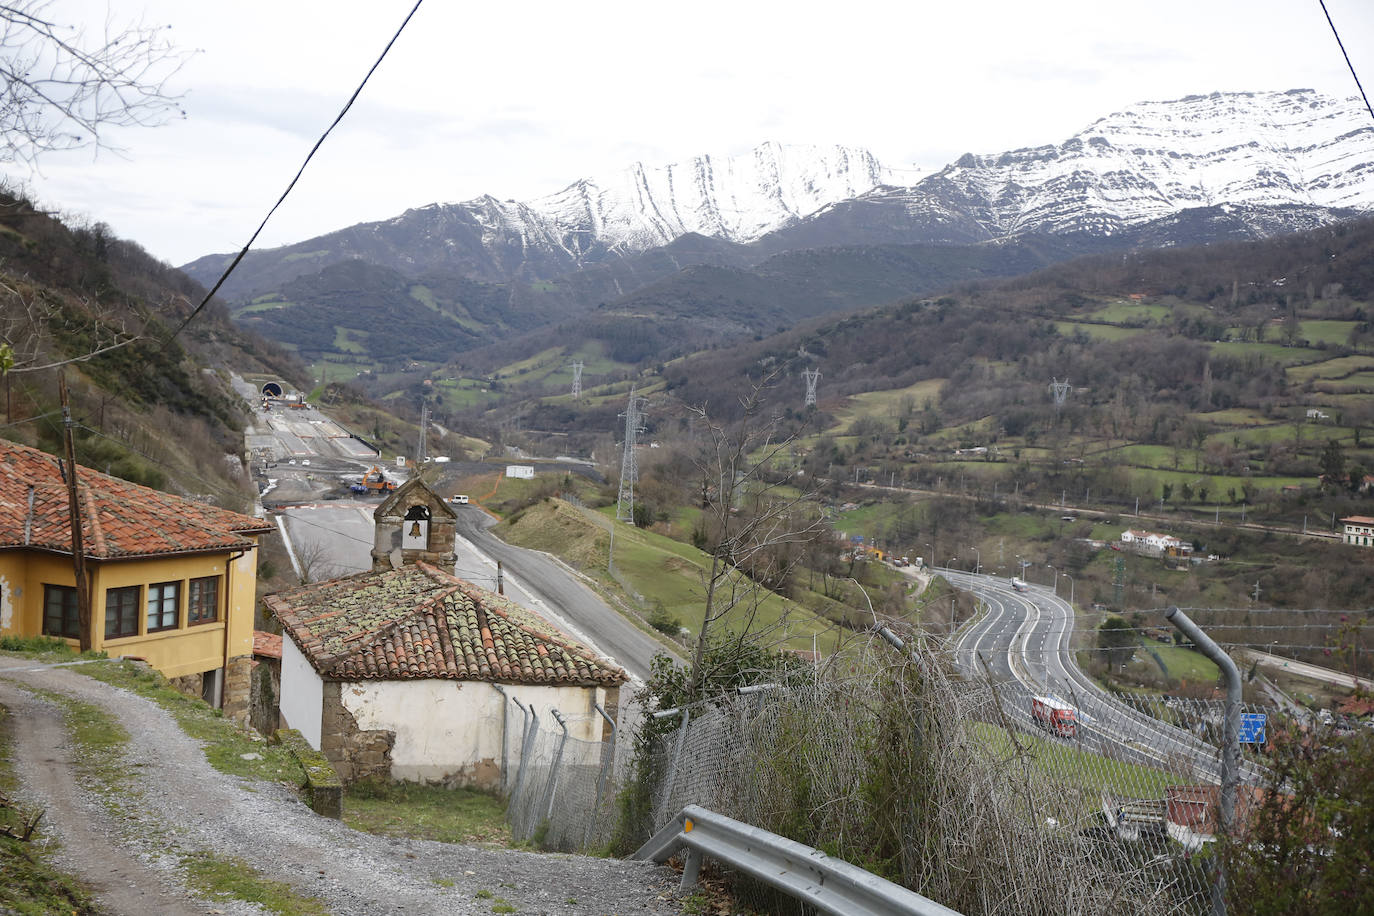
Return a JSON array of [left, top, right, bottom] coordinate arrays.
[[58, 372, 92, 652]]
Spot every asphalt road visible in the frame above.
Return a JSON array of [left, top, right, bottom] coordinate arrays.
[[451, 508, 672, 684], [946, 569, 1239, 783], [233, 372, 667, 684]]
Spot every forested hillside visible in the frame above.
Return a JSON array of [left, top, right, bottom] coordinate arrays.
[[0, 188, 302, 507]]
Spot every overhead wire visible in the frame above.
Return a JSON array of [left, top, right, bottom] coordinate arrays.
[[1319, 0, 1374, 123], [164, 0, 427, 345]]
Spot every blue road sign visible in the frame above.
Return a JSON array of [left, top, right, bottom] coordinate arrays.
[[1239, 712, 1267, 744]]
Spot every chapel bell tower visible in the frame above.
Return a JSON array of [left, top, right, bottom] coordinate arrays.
[[371, 476, 458, 571]]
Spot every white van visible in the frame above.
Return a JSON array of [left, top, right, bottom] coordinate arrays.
[[451, 494, 469, 505]]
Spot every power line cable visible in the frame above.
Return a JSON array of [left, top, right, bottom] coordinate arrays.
[[1319, 0, 1374, 123], [165, 0, 426, 345]]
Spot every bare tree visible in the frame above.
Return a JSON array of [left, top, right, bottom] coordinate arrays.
[[292, 538, 341, 585], [685, 377, 828, 697], [0, 1, 189, 165], [0, 275, 141, 380]]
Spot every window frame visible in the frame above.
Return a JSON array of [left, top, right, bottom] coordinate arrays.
[[42, 584, 80, 640], [146, 581, 181, 633], [104, 585, 141, 640], [187, 576, 220, 625]]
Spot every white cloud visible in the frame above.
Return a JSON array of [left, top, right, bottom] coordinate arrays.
[[5, 0, 1373, 265]]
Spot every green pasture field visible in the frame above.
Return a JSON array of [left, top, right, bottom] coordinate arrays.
[[1286, 354, 1374, 381], [1189, 407, 1272, 426], [1053, 321, 1144, 341], [233, 298, 294, 316], [1125, 466, 1308, 497], [408, 284, 438, 310], [331, 326, 369, 353], [434, 378, 503, 410], [1208, 339, 1323, 366], [579, 377, 666, 406], [827, 378, 945, 434], [1314, 372, 1374, 394], [1298, 319, 1359, 346], [1082, 302, 1173, 324]]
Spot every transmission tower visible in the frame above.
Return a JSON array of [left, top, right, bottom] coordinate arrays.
[[803, 368, 821, 407], [616, 388, 645, 522], [1049, 377, 1071, 411], [569, 361, 584, 401], [417, 400, 429, 464]]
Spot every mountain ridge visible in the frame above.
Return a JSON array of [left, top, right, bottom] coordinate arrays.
[[181, 88, 1374, 302]]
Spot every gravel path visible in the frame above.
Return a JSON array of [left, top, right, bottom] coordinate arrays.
[[0, 657, 684, 916]]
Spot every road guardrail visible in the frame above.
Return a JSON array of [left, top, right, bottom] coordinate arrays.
[[635, 805, 962, 916]]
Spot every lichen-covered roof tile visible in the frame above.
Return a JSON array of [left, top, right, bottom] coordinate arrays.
[[268, 561, 626, 686]]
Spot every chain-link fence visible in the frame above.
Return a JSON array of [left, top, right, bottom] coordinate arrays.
[[508, 633, 1285, 915], [497, 693, 623, 851]]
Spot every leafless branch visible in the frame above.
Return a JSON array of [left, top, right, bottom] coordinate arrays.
[[0, 1, 191, 165]]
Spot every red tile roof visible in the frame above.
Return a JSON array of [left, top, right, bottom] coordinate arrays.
[[253, 630, 283, 659], [0, 438, 272, 559], [267, 561, 627, 687]]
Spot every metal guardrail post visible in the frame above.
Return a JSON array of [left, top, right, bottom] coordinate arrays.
[[507, 695, 530, 798], [492, 684, 511, 790], [538, 709, 570, 835], [655, 707, 691, 823], [512, 705, 539, 817], [1166, 606, 1239, 916], [586, 701, 618, 849]]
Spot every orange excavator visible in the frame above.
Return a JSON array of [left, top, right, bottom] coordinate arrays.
[[359, 466, 397, 492]]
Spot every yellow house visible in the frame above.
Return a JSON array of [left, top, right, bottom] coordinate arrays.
[[0, 438, 272, 721]]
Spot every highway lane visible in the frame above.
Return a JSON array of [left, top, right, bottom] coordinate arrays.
[[943, 569, 1238, 782]]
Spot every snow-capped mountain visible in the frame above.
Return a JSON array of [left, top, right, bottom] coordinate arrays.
[[523, 141, 894, 251], [886, 88, 1374, 239], [180, 89, 1374, 299]]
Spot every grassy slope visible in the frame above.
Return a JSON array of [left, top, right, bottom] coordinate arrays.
[[495, 499, 844, 652]]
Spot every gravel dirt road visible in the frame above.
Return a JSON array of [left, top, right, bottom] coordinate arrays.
[[0, 657, 684, 916]]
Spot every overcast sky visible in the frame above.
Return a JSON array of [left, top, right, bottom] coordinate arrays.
[[7, 0, 1374, 267]]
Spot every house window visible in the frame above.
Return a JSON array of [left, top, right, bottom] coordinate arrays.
[[188, 576, 219, 625], [146, 581, 180, 632], [42, 585, 80, 639], [105, 586, 140, 639]]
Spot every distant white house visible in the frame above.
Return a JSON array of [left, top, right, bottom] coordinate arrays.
[[506, 465, 534, 479], [1120, 529, 1190, 556], [1341, 516, 1374, 547]]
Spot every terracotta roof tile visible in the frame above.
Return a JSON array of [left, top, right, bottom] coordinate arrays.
[[253, 631, 283, 659], [0, 438, 272, 559], [267, 562, 627, 688]]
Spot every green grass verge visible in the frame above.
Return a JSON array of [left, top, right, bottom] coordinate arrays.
[[0, 704, 98, 915], [972, 721, 1174, 821], [19, 663, 322, 914], [182, 855, 329, 915], [343, 779, 510, 846], [78, 660, 304, 785]]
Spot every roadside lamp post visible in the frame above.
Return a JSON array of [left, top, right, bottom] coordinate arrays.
[[967, 545, 981, 575], [949, 555, 958, 571], [1047, 564, 1058, 595], [1063, 573, 1075, 607]]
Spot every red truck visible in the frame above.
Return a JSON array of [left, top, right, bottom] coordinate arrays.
[[1032, 696, 1077, 737]]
